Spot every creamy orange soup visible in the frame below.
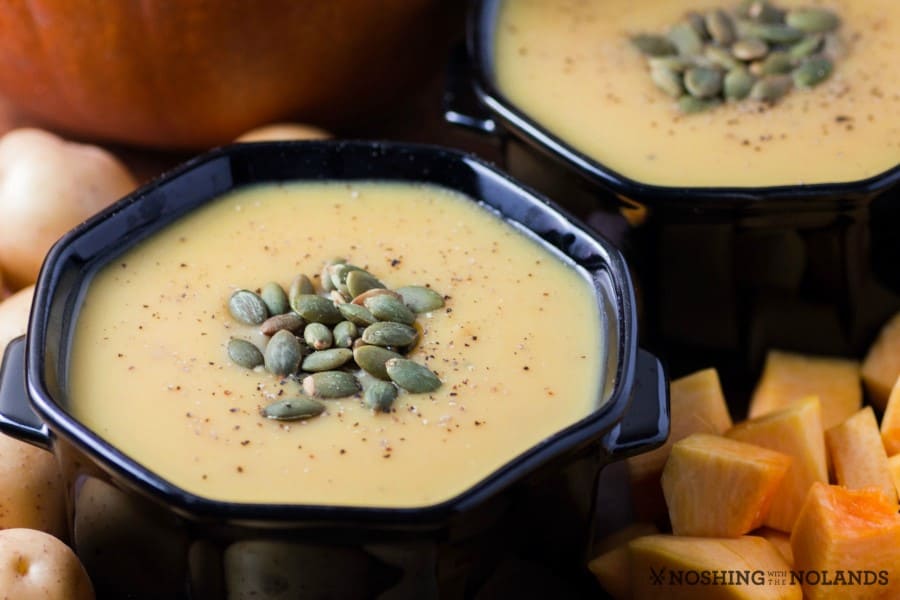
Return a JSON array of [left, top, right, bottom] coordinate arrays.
[[68, 182, 604, 507], [494, 0, 900, 187]]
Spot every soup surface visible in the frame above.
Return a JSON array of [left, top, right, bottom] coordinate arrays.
[[68, 182, 604, 506], [494, 0, 900, 187]]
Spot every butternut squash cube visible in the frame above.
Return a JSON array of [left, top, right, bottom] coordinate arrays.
[[879, 375, 900, 456], [754, 527, 793, 565], [825, 407, 897, 503], [862, 312, 900, 411], [888, 454, 900, 499], [629, 535, 801, 599], [628, 368, 733, 481], [588, 523, 659, 600], [749, 350, 861, 429], [791, 483, 900, 600], [726, 396, 827, 532], [661, 433, 791, 537], [593, 522, 660, 556], [588, 546, 629, 600], [627, 368, 732, 520]]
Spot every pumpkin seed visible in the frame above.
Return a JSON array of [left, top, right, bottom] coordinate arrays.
[[262, 397, 325, 421], [724, 67, 756, 100], [758, 51, 793, 75], [792, 55, 832, 88], [668, 22, 704, 56], [320, 258, 346, 293], [677, 95, 722, 113], [302, 348, 353, 372], [328, 263, 362, 295], [288, 274, 315, 304], [750, 74, 793, 102], [704, 45, 741, 71], [303, 371, 361, 398], [685, 12, 708, 39], [354, 345, 404, 380], [743, 22, 804, 44], [304, 322, 333, 350], [345, 269, 384, 298], [732, 38, 768, 61], [788, 34, 823, 60], [227, 338, 264, 369], [259, 312, 305, 336], [648, 56, 693, 72], [650, 66, 684, 98], [684, 66, 723, 98], [290, 294, 342, 325], [396, 285, 445, 313], [745, 1, 783, 24], [333, 320, 358, 348], [260, 282, 290, 316], [364, 294, 416, 326], [350, 288, 401, 306], [338, 302, 378, 326], [630, 34, 677, 57], [786, 8, 839, 34], [264, 330, 303, 376], [361, 321, 418, 347], [364, 381, 398, 412], [330, 290, 350, 305], [385, 359, 441, 394], [228, 290, 269, 325], [705, 10, 735, 46]]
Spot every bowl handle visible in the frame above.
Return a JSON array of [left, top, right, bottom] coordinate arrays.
[[443, 44, 499, 135], [0, 336, 52, 451], [601, 349, 669, 461]]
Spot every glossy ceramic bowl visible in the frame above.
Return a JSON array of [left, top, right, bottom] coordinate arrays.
[[447, 0, 900, 395], [0, 141, 667, 598]]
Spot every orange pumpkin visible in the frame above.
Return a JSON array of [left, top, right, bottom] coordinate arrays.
[[0, 1, 461, 149]]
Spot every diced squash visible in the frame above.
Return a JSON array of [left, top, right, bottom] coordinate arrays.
[[825, 407, 897, 503], [879, 375, 900, 456], [629, 535, 801, 599], [593, 522, 660, 556], [862, 312, 900, 411], [749, 350, 861, 429], [726, 396, 827, 532], [791, 483, 900, 599], [628, 368, 733, 481], [588, 523, 659, 600], [661, 433, 791, 537], [888, 454, 900, 499], [754, 527, 793, 565], [627, 368, 732, 521], [588, 546, 629, 600]]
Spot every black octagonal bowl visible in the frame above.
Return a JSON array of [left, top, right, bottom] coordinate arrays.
[[446, 0, 900, 400], [0, 141, 667, 599]]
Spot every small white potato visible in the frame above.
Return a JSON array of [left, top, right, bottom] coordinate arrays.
[[0, 421, 66, 538], [0, 284, 33, 359], [234, 122, 332, 143], [0, 129, 137, 288], [0, 528, 93, 599]]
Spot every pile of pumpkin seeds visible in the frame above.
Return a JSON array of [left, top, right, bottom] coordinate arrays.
[[225, 258, 445, 422], [631, 1, 842, 112]]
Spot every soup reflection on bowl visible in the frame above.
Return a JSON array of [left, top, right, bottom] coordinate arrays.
[[493, 0, 900, 188], [67, 181, 605, 507]]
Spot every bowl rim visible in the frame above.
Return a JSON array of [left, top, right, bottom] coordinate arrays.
[[466, 0, 900, 211], [26, 140, 646, 526]]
